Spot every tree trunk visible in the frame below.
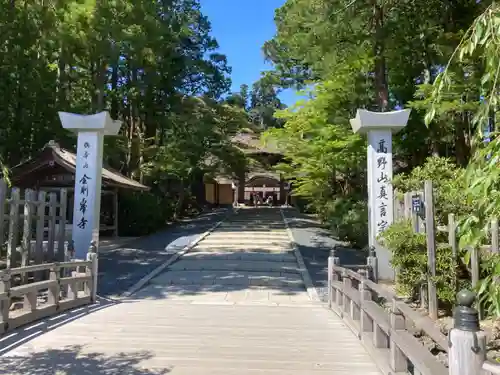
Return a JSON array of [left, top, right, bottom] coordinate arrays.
[[455, 115, 471, 167], [174, 181, 186, 220], [372, 1, 388, 112], [110, 49, 119, 119]]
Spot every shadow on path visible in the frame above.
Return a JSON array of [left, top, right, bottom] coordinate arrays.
[[0, 344, 170, 375], [0, 298, 119, 356], [281, 208, 367, 300], [98, 208, 232, 297]]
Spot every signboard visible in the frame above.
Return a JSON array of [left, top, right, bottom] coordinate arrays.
[[369, 130, 393, 238], [71, 132, 103, 258], [412, 195, 421, 213]]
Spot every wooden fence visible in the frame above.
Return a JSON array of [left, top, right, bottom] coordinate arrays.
[[392, 180, 500, 321], [0, 179, 70, 269], [0, 180, 98, 334], [328, 252, 500, 375]]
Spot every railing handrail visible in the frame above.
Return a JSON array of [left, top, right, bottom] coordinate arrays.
[[328, 259, 448, 375], [329, 253, 500, 375], [483, 360, 500, 375], [1, 260, 92, 277], [331, 262, 448, 350], [0, 251, 98, 335]]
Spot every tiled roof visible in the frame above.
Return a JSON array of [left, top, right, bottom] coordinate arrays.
[[11, 141, 149, 191]]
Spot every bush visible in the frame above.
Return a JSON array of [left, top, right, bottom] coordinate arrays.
[[393, 156, 472, 226], [316, 197, 368, 248], [380, 220, 470, 307], [118, 191, 174, 236]]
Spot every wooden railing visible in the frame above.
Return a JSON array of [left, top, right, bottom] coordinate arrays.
[[484, 361, 500, 375], [328, 253, 448, 375], [328, 250, 500, 375], [0, 251, 97, 334]]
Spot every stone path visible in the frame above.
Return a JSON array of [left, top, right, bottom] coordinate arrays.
[[133, 207, 311, 304], [0, 207, 380, 375], [97, 208, 230, 297]]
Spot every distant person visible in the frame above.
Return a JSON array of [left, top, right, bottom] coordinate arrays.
[[266, 195, 273, 207]]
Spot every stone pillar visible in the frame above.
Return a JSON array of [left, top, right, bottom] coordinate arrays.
[[350, 109, 410, 280], [59, 111, 122, 259]]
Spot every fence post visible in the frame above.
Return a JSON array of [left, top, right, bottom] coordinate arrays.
[[46, 193, 57, 261], [21, 189, 34, 284], [448, 290, 486, 375], [448, 213, 458, 294], [0, 271, 11, 333], [403, 192, 412, 219], [328, 247, 340, 308], [469, 246, 480, 289], [86, 241, 98, 303], [424, 180, 438, 320], [491, 218, 499, 254], [0, 180, 7, 250], [367, 246, 378, 283], [57, 188, 68, 261], [7, 188, 20, 268], [34, 191, 47, 273]]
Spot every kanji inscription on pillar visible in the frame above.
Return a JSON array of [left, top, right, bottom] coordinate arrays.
[[72, 133, 101, 256], [369, 130, 393, 238]]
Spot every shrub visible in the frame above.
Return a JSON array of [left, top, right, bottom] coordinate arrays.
[[118, 191, 174, 236], [380, 220, 470, 307], [393, 156, 472, 226], [316, 197, 368, 248]]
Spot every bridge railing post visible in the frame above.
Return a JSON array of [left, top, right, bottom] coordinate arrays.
[[389, 298, 406, 372], [327, 247, 340, 308], [448, 290, 487, 375], [367, 246, 378, 282], [86, 241, 98, 303]]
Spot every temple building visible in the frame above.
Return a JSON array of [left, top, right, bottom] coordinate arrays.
[[204, 132, 290, 206], [9, 141, 149, 237]]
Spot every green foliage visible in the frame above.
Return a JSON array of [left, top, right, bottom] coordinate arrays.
[[0, 0, 252, 230], [317, 198, 368, 248], [381, 220, 470, 307], [117, 191, 174, 237], [262, 64, 369, 247], [458, 139, 500, 248], [477, 253, 500, 317], [426, 2, 500, 129], [393, 156, 472, 225]]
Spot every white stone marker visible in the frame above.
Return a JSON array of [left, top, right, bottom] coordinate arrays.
[[59, 111, 122, 259], [350, 109, 411, 280]]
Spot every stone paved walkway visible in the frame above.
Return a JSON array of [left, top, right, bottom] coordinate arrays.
[[97, 208, 231, 297]]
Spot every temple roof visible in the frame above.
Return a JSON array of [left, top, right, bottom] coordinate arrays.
[[10, 141, 149, 191], [231, 132, 282, 155]]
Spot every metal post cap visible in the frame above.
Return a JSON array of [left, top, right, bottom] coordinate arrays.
[[89, 240, 97, 253], [330, 245, 339, 257], [453, 289, 479, 331]]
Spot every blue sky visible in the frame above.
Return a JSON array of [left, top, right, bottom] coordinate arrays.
[[200, 0, 301, 107]]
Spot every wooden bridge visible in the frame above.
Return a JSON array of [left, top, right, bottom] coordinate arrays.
[[0, 207, 497, 374]]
